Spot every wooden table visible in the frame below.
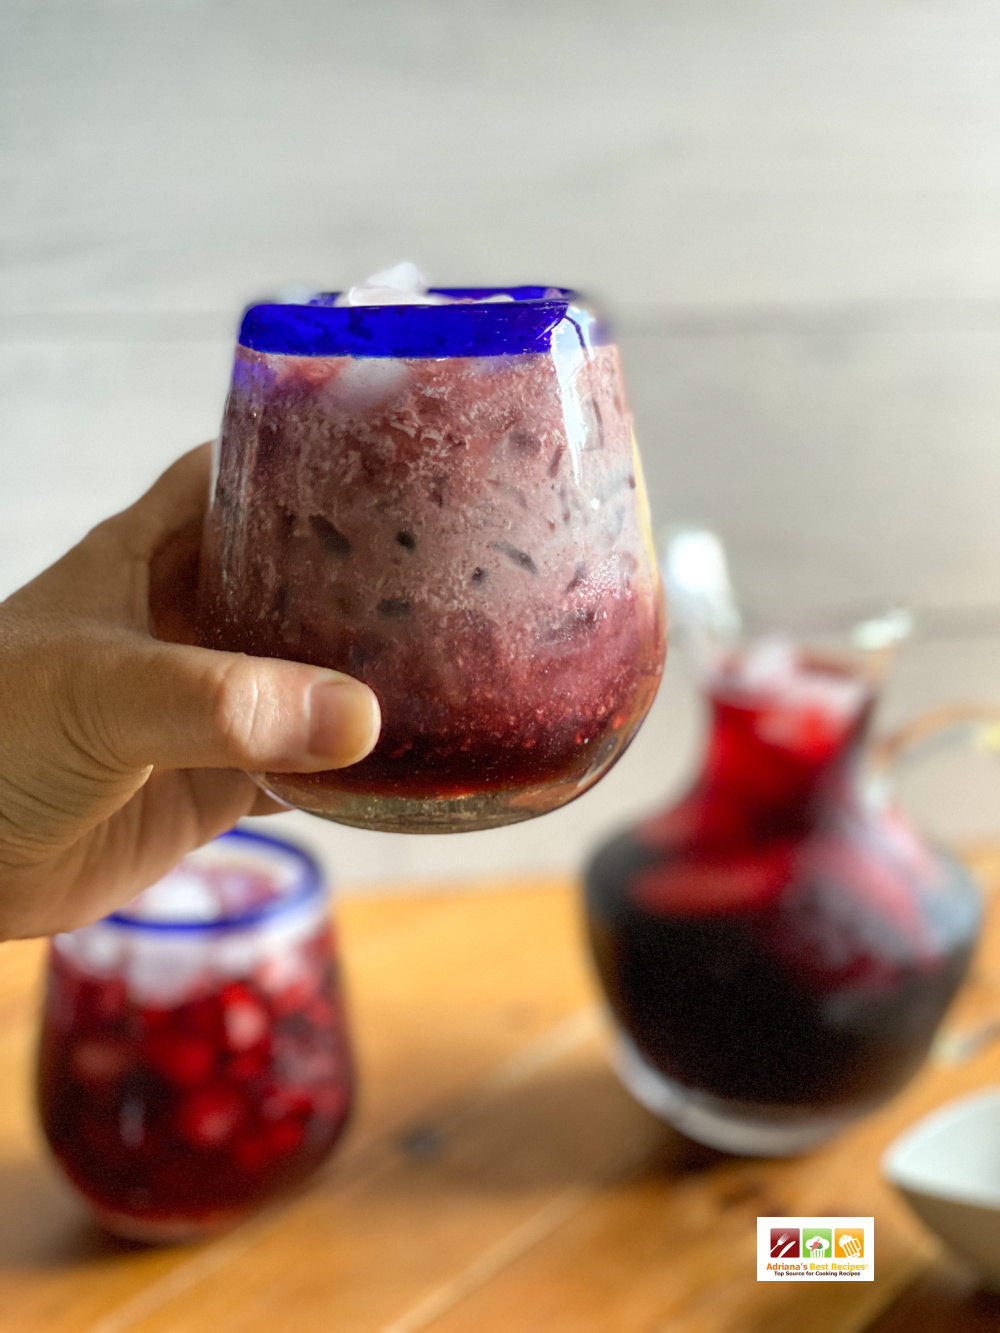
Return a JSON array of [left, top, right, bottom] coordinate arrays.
[[4, 858, 1000, 1333]]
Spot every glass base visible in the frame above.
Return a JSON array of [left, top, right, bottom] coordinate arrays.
[[257, 772, 589, 834], [609, 1029, 866, 1157], [92, 1204, 246, 1244]]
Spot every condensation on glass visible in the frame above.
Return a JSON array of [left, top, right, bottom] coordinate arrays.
[[198, 289, 666, 833]]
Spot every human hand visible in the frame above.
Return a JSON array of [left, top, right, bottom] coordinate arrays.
[[0, 444, 381, 939]]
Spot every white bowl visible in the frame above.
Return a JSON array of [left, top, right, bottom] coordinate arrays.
[[883, 1087, 1000, 1287]]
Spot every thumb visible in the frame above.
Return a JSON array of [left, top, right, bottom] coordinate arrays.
[[64, 634, 382, 776]]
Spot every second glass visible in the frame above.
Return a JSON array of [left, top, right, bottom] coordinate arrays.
[[37, 829, 353, 1241], [197, 287, 665, 832]]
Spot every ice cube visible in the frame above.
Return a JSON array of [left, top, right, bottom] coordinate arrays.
[[126, 937, 212, 1006], [366, 262, 425, 294], [126, 871, 220, 923], [325, 358, 411, 410], [739, 638, 799, 691], [334, 264, 514, 308], [215, 933, 263, 978], [336, 262, 446, 307], [794, 671, 868, 721], [55, 924, 124, 975], [736, 637, 868, 727]]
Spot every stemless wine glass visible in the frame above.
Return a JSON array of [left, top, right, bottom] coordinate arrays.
[[37, 829, 353, 1242], [197, 287, 666, 833]]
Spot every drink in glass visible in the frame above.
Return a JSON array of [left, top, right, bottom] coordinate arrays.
[[37, 829, 353, 1240], [585, 638, 981, 1155], [197, 286, 665, 832]]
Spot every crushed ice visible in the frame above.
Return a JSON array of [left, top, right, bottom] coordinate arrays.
[[335, 263, 515, 308], [124, 871, 221, 923], [737, 636, 867, 719]]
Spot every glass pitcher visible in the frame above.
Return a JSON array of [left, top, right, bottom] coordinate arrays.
[[584, 531, 984, 1156]]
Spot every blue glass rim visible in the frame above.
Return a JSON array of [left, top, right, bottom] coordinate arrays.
[[104, 827, 326, 934], [236, 286, 608, 359]]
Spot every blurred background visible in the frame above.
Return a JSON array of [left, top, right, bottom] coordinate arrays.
[[5, 0, 1000, 885]]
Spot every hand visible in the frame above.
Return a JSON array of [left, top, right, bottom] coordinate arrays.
[[0, 444, 381, 940]]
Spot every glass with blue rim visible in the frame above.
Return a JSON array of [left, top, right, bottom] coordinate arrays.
[[37, 828, 354, 1241], [197, 283, 666, 832]]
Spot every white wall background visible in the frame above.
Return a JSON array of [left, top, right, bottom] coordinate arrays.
[[5, 0, 1000, 886]]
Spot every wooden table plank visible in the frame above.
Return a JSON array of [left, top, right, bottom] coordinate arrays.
[[108, 1031, 663, 1333], [414, 1071, 937, 1333], [0, 878, 596, 1331], [404, 857, 1000, 1333], [863, 1257, 1000, 1333], [1, 860, 1000, 1331]]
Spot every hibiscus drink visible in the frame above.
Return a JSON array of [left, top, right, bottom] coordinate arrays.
[[585, 641, 980, 1154], [198, 287, 665, 832], [37, 830, 353, 1240]]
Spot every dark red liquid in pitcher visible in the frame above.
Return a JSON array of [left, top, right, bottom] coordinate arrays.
[[585, 643, 980, 1117]]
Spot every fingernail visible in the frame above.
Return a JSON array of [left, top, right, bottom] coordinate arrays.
[[307, 677, 381, 766]]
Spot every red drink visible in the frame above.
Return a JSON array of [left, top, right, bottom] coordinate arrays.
[[585, 642, 981, 1154], [198, 290, 665, 832], [37, 831, 353, 1240]]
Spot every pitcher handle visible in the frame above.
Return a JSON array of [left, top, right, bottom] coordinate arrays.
[[871, 704, 1000, 1065], [868, 703, 1000, 799]]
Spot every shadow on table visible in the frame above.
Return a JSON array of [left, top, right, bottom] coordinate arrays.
[[0, 1059, 751, 1275], [864, 1258, 1000, 1333], [0, 1156, 136, 1270], [739, 1254, 1000, 1333], [385, 1058, 721, 1194]]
